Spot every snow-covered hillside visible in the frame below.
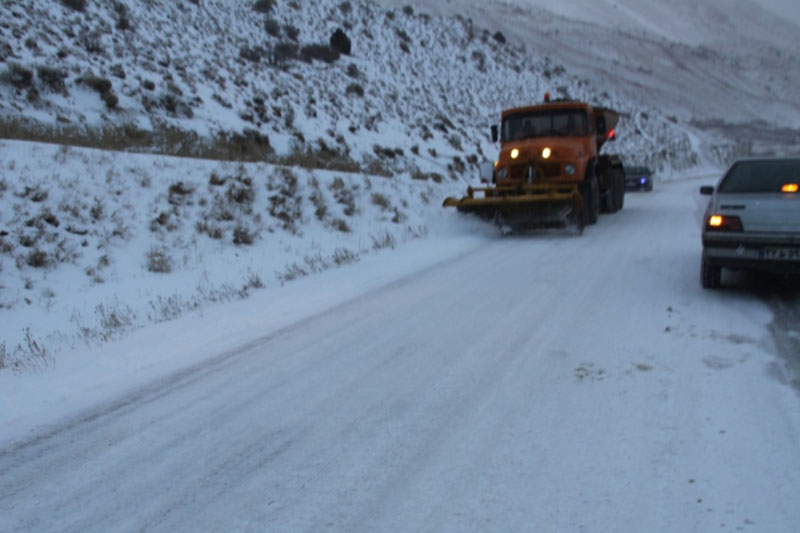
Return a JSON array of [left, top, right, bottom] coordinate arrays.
[[0, 0, 796, 366], [2, 3, 800, 530], [2, 0, 713, 174], [380, 0, 800, 152], [0, 138, 453, 369]]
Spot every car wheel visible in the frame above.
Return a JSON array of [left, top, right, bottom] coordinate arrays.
[[701, 254, 722, 289]]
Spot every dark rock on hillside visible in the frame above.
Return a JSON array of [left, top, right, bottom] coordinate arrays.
[[330, 28, 351, 56]]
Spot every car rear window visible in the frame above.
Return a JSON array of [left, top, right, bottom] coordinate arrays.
[[718, 160, 800, 193]]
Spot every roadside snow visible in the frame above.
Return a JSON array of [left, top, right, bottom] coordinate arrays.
[[2, 177, 798, 532], [0, 139, 454, 367], [1, 0, 799, 526], [0, 228, 491, 447]]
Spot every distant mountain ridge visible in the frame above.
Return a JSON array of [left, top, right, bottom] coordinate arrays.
[[377, 0, 800, 143]]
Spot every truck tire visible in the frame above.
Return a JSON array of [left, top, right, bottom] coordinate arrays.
[[615, 169, 625, 210], [602, 168, 622, 213], [581, 166, 600, 225], [602, 180, 618, 213]]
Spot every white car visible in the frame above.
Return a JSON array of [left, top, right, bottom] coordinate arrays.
[[700, 158, 800, 289]]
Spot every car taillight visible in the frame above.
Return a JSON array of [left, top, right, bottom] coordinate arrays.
[[706, 214, 743, 232], [782, 183, 798, 193]]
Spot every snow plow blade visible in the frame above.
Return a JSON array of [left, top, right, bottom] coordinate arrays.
[[443, 183, 584, 231]]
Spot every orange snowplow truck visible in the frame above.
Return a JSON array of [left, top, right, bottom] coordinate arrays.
[[444, 96, 626, 231]]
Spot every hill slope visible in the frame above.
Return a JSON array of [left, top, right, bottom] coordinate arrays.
[[2, 0, 715, 174], [0, 0, 794, 364], [378, 0, 800, 150]]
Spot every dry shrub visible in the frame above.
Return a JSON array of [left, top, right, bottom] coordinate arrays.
[[4, 328, 51, 373], [2, 64, 33, 89], [331, 180, 357, 216], [371, 231, 396, 250], [268, 167, 302, 233], [253, 0, 276, 13], [280, 141, 360, 172], [226, 176, 255, 206], [371, 192, 391, 210], [146, 246, 171, 273], [61, 0, 87, 11], [330, 217, 350, 233], [309, 179, 328, 221], [37, 66, 67, 93], [233, 225, 255, 245], [332, 247, 358, 265], [168, 181, 193, 204], [26, 249, 49, 268]]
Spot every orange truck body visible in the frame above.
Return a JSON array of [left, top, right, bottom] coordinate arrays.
[[495, 101, 619, 186], [444, 98, 626, 230]]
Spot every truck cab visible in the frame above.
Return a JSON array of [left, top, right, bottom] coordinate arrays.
[[443, 97, 625, 230], [490, 98, 626, 222]]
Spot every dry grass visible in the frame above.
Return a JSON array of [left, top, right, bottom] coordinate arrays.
[[146, 246, 172, 273], [0, 118, 403, 176], [278, 142, 361, 173], [2, 328, 52, 373], [370, 192, 391, 210], [0, 117, 274, 162]]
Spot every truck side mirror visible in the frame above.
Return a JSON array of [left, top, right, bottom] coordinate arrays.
[[595, 116, 607, 136], [699, 186, 714, 195], [491, 125, 498, 143]]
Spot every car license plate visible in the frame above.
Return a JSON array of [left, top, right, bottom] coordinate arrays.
[[761, 247, 800, 260]]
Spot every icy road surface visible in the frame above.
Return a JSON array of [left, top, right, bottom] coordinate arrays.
[[2, 178, 799, 532]]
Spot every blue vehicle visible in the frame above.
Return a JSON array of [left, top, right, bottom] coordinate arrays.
[[625, 166, 653, 191]]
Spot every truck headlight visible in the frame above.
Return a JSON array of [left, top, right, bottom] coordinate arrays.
[[565, 164, 576, 176]]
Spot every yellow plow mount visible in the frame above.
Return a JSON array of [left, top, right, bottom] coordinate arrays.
[[443, 183, 584, 231]]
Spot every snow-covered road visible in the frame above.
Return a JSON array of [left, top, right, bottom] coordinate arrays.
[[2, 178, 799, 532]]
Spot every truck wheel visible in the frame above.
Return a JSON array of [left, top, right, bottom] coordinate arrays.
[[602, 169, 621, 213], [582, 174, 600, 225], [701, 254, 721, 289], [569, 198, 585, 234], [602, 189, 614, 213], [615, 170, 625, 210], [603, 181, 618, 213]]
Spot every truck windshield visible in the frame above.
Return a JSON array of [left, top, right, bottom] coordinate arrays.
[[502, 109, 589, 141], [718, 160, 800, 193]]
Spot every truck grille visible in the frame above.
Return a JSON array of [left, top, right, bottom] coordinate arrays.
[[509, 162, 561, 179]]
